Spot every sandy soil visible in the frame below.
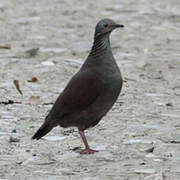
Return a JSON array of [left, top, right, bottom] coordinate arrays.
[[0, 0, 180, 179]]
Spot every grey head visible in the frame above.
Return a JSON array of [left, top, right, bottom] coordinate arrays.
[[94, 19, 124, 38]]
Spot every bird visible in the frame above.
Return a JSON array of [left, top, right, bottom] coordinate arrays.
[[32, 18, 124, 154]]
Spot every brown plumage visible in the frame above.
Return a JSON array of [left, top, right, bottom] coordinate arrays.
[[32, 19, 124, 154]]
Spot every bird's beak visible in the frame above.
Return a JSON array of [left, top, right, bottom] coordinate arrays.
[[115, 24, 124, 28]]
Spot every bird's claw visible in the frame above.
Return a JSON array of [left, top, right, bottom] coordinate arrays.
[[80, 148, 99, 154]]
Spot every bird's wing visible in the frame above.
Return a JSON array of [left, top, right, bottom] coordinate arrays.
[[49, 69, 104, 118]]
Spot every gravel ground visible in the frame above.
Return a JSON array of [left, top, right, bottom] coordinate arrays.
[[0, 0, 180, 179]]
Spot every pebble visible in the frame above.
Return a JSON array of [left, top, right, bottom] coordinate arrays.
[[134, 169, 156, 174], [153, 159, 162, 162], [41, 61, 55, 66], [11, 129, 17, 133], [9, 136, 20, 143], [154, 102, 172, 106], [124, 139, 154, 145], [25, 48, 39, 58]]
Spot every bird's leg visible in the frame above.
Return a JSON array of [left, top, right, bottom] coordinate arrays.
[[79, 130, 98, 154]]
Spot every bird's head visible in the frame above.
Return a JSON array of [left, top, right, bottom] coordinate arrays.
[[94, 18, 124, 38]]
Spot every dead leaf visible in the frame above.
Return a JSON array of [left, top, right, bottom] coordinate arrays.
[[27, 77, 38, 82], [13, 80, 23, 96], [0, 45, 11, 49], [27, 96, 40, 104]]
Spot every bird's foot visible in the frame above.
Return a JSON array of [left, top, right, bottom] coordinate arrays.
[[80, 148, 99, 154]]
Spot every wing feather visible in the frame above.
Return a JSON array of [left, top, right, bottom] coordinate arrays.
[[49, 70, 103, 118]]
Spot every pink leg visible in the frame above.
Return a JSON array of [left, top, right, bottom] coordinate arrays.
[[79, 130, 98, 154]]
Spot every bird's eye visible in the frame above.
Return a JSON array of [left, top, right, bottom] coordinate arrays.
[[104, 24, 108, 28]]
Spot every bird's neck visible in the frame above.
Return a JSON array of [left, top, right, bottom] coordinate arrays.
[[89, 34, 111, 57]]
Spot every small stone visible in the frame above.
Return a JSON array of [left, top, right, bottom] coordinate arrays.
[[25, 48, 39, 58], [145, 147, 154, 153], [124, 139, 153, 145], [140, 162, 146, 165], [166, 103, 172, 106], [72, 146, 81, 151], [9, 136, 20, 143], [154, 102, 169, 106], [153, 159, 162, 162], [134, 168, 156, 174], [11, 129, 17, 133], [41, 61, 55, 66], [16, 161, 23, 165]]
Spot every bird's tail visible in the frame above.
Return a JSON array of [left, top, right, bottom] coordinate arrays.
[[32, 117, 55, 140]]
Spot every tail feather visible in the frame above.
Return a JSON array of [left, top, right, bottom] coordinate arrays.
[[32, 122, 54, 140]]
